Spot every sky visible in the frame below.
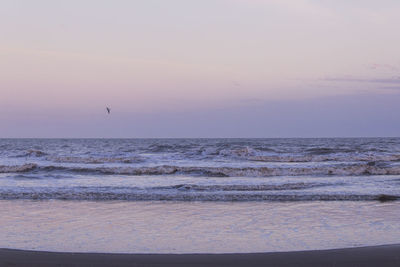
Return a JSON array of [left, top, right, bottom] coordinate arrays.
[[1, 0, 400, 137]]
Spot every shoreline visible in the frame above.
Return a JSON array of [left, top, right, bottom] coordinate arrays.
[[1, 245, 400, 267]]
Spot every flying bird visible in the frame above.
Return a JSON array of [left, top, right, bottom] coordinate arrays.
[[106, 107, 111, 114]]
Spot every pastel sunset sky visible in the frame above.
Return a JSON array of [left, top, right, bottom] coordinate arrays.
[[1, 0, 400, 137]]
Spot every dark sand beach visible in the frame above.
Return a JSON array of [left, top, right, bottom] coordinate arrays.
[[1, 245, 400, 267]]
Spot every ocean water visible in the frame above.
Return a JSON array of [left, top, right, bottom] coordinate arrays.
[[0, 138, 400, 201], [1, 138, 400, 253]]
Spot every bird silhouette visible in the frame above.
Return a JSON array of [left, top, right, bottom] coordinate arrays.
[[106, 107, 111, 114]]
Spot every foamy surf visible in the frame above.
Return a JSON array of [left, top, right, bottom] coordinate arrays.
[[1, 138, 400, 202], [1, 163, 400, 177]]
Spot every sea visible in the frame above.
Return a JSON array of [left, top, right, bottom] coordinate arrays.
[[1, 138, 400, 253]]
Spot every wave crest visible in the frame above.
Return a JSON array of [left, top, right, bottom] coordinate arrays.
[[2, 163, 400, 177], [47, 156, 145, 164], [0, 163, 38, 173], [248, 154, 400, 163], [0, 191, 397, 201], [170, 182, 326, 191], [16, 149, 47, 157], [32, 164, 400, 177]]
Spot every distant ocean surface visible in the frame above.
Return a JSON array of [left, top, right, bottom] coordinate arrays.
[[1, 138, 400, 202]]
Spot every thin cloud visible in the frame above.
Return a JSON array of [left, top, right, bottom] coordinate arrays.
[[323, 77, 400, 84], [383, 86, 400, 90], [368, 63, 398, 71]]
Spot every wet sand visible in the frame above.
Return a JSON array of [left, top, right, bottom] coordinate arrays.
[[3, 201, 400, 254], [1, 245, 400, 267]]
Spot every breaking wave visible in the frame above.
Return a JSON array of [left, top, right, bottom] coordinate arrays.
[[0, 164, 38, 173], [19, 151, 400, 163], [165, 182, 328, 191], [247, 154, 400, 162], [195, 146, 400, 162], [16, 150, 47, 157], [47, 156, 145, 164], [2, 163, 400, 177], [0, 191, 397, 201], [2, 139, 400, 203]]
